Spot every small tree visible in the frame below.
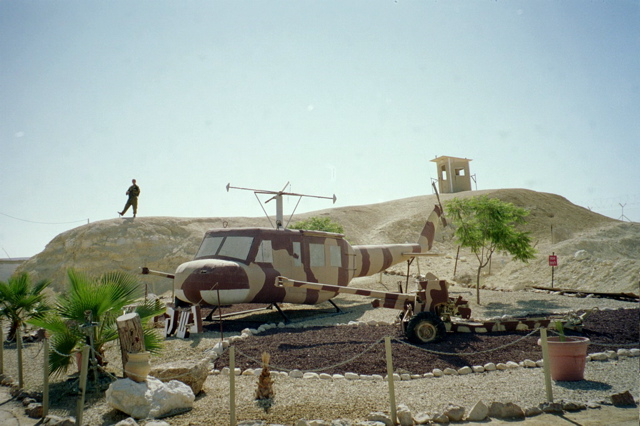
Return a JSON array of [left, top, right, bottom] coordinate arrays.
[[0, 273, 51, 341], [289, 216, 344, 234], [446, 195, 536, 304]]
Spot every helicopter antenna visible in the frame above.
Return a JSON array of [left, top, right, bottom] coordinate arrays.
[[226, 183, 337, 229]]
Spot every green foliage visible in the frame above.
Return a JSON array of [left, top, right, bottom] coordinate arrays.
[[29, 269, 165, 377], [290, 216, 345, 234], [446, 195, 536, 303], [0, 273, 51, 341]]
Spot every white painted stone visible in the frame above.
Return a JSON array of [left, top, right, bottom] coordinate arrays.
[[106, 377, 195, 419], [432, 368, 444, 377], [367, 412, 393, 426], [344, 372, 359, 380], [400, 373, 411, 381], [466, 400, 488, 422], [372, 374, 384, 381], [318, 373, 332, 380], [443, 368, 458, 376], [483, 363, 496, 371], [472, 365, 484, 373], [496, 363, 508, 370], [332, 374, 345, 380], [423, 373, 435, 378], [303, 372, 320, 379], [506, 361, 520, 369], [458, 366, 473, 375], [617, 349, 631, 357], [590, 352, 609, 361], [396, 404, 414, 426], [289, 369, 304, 378], [523, 359, 537, 368], [629, 348, 640, 357], [444, 403, 465, 422]]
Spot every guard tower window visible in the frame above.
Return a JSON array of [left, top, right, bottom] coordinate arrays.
[[440, 166, 448, 181], [309, 243, 325, 267], [455, 168, 466, 176], [329, 245, 342, 267], [255, 240, 273, 263]]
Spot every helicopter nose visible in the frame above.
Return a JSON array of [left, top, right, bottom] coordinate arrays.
[[175, 259, 249, 304]]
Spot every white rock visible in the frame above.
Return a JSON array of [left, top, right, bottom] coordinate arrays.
[[444, 403, 465, 421], [443, 368, 458, 375], [423, 373, 435, 378], [106, 377, 195, 419], [458, 366, 473, 375], [372, 374, 384, 381], [432, 368, 444, 377], [396, 404, 414, 426], [319, 373, 332, 380], [400, 373, 411, 381], [289, 369, 304, 378], [506, 361, 520, 369], [467, 400, 488, 421], [629, 348, 640, 357], [303, 372, 320, 379], [496, 363, 508, 370], [483, 363, 496, 371], [332, 374, 345, 380], [241, 369, 255, 376], [590, 352, 609, 361], [617, 349, 631, 357], [360, 375, 373, 381], [344, 372, 359, 380], [536, 360, 544, 367], [523, 359, 538, 368], [472, 365, 485, 373], [367, 411, 393, 426]]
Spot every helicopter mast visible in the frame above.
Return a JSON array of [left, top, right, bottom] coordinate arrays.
[[226, 182, 337, 229]]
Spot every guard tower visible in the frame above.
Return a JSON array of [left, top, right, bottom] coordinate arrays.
[[431, 156, 472, 194]]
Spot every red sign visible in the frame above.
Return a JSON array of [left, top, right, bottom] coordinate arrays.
[[548, 255, 558, 267]]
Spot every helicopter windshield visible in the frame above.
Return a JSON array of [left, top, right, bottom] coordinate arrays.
[[196, 235, 254, 261]]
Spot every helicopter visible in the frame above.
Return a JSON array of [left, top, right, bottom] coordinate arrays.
[[142, 182, 447, 334]]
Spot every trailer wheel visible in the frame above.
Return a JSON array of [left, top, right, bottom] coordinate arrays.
[[406, 312, 446, 344]]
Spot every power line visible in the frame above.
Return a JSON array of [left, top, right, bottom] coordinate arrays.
[[0, 211, 89, 225]]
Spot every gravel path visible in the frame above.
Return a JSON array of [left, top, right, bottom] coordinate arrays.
[[0, 285, 638, 425]]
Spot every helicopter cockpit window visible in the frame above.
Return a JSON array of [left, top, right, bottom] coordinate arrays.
[[329, 245, 342, 267], [309, 243, 325, 267], [255, 240, 273, 263], [218, 236, 253, 260], [196, 236, 224, 258]]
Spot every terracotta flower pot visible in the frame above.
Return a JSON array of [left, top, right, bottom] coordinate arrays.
[[538, 336, 590, 381]]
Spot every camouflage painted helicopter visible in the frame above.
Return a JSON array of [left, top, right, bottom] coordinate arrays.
[[142, 183, 446, 326]]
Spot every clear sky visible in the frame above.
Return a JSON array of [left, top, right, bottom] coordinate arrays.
[[1, 0, 639, 258]]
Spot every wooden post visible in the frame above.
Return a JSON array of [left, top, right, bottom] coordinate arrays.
[[16, 327, 23, 389], [229, 346, 236, 426], [76, 345, 90, 426], [540, 328, 553, 402], [43, 338, 49, 417], [116, 312, 145, 372], [384, 337, 397, 425]]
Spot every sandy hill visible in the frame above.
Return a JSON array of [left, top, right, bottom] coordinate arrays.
[[16, 188, 639, 295]]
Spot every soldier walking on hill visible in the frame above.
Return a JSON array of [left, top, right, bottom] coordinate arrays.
[[118, 179, 141, 217]]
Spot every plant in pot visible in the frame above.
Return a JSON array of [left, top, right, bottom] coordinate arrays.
[[539, 321, 590, 381], [30, 269, 165, 377]]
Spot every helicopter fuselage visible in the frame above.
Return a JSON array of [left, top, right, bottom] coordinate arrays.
[[173, 226, 425, 307]]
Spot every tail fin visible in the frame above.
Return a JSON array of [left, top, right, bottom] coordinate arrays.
[[417, 204, 447, 252]]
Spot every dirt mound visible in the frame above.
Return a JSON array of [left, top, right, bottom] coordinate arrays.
[[16, 188, 638, 294]]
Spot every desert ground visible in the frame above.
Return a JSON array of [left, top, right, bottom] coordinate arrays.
[[2, 188, 639, 424]]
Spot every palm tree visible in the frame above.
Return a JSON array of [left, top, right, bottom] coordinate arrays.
[[30, 268, 164, 377], [0, 273, 51, 341]]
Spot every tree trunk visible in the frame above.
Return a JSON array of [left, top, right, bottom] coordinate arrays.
[[116, 312, 145, 369], [476, 266, 482, 305]]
